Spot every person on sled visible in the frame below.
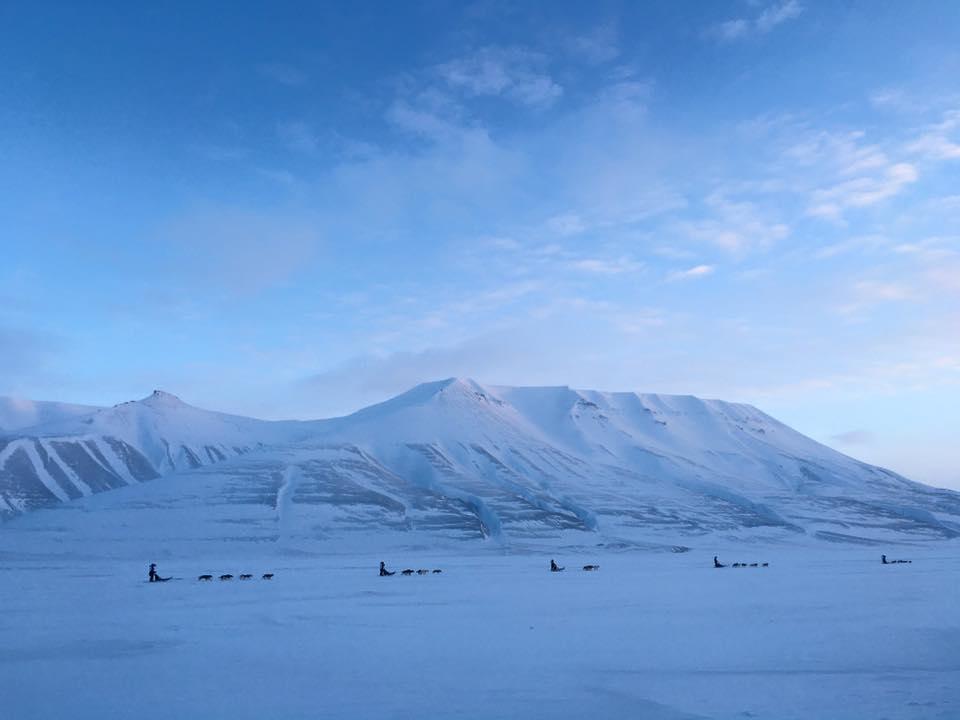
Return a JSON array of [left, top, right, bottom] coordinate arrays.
[[148, 563, 171, 582]]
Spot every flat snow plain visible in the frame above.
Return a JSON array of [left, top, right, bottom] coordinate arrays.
[[2, 546, 958, 720]]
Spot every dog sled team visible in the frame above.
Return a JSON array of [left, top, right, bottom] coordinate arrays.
[[712, 554, 912, 569], [147, 564, 275, 582], [148, 552, 913, 585], [713, 556, 769, 568], [379, 561, 442, 576]]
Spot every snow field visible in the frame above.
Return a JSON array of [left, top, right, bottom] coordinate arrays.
[[1, 546, 957, 720]]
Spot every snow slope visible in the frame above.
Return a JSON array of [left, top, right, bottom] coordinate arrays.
[[2, 379, 959, 547]]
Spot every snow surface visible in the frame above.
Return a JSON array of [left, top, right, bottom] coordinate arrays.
[[0, 546, 957, 719], [3, 379, 959, 718]]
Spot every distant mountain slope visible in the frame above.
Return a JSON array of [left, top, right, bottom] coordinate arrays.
[[0, 396, 102, 432], [0, 390, 319, 517], [303, 378, 958, 545], [2, 380, 958, 549]]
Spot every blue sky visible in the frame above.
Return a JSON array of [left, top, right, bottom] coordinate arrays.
[[1, 1, 959, 488]]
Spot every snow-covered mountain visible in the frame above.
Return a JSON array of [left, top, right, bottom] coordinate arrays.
[[297, 378, 959, 545], [0, 390, 318, 517], [2, 379, 958, 549]]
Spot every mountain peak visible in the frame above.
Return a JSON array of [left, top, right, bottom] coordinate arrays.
[[340, 377, 503, 423], [143, 390, 185, 405], [437, 377, 485, 392]]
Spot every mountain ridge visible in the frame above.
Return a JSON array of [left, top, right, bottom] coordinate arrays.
[[2, 379, 957, 550]]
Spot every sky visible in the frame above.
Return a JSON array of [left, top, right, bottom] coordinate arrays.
[[1, 1, 958, 488]]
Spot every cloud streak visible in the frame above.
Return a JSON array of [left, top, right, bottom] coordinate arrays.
[[668, 264, 715, 282], [709, 1, 804, 41], [436, 47, 563, 109], [809, 163, 918, 221]]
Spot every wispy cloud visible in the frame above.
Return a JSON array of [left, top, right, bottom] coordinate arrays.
[[708, 1, 804, 41], [682, 191, 789, 253], [838, 280, 917, 315], [808, 163, 918, 221], [869, 87, 916, 112], [907, 134, 960, 161], [436, 46, 563, 109], [570, 257, 644, 275], [755, 0, 805, 33], [785, 130, 888, 175], [905, 109, 960, 160], [668, 264, 715, 281], [893, 237, 960, 263]]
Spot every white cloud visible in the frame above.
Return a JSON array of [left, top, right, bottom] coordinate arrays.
[[755, 0, 804, 33], [783, 130, 888, 175], [868, 87, 929, 113], [682, 192, 789, 253], [892, 237, 960, 262], [570, 257, 644, 275], [838, 280, 917, 315], [714, 19, 750, 41], [934, 109, 960, 132], [436, 47, 562, 109], [905, 109, 960, 160], [668, 264, 715, 281], [808, 163, 918, 220], [907, 133, 960, 160], [709, 1, 803, 41], [756, 123, 922, 222]]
